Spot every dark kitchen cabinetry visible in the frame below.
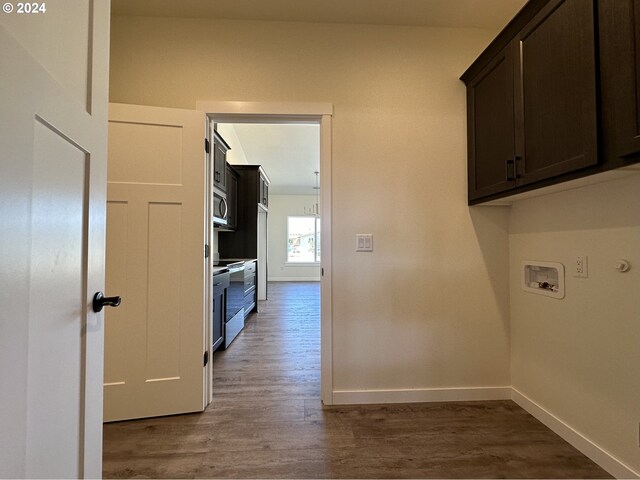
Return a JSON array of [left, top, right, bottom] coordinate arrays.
[[514, 0, 598, 185], [223, 164, 239, 230], [212, 270, 229, 352], [462, 0, 639, 204], [219, 165, 270, 259], [599, 0, 640, 161], [212, 130, 230, 193], [465, 45, 516, 199], [463, 0, 598, 203], [218, 165, 270, 301]]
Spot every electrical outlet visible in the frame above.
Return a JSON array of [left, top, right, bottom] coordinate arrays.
[[574, 256, 588, 278]]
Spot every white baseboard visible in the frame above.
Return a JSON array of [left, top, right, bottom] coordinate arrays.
[[332, 386, 512, 405], [512, 388, 639, 480], [268, 277, 320, 282]]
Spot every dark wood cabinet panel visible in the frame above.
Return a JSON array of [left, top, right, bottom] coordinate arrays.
[[225, 165, 239, 230], [218, 165, 270, 302], [460, 0, 640, 204], [467, 46, 516, 201], [515, 0, 599, 185], [213, 130, 230, 193], [599, 0, 640, 160], [218, 165, 270, 258]]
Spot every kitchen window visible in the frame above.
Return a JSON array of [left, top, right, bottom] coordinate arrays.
[[287, 216, 320, 263]]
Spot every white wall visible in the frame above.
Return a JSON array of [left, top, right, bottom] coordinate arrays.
[[268, 195, 321, 281], [109, 17, 511, 399], [217, 124, 249, 165], [509, 174, 640, 475]]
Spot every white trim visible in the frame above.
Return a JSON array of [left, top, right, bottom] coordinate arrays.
[[332, 387, 512, 405], [269, 277, 321, 282], [195, 100, 333, 117], [196, 101, 334, 406], [284, 262, 321, 267], [512, 389, 639, 480], [319, 114, 333, 405]]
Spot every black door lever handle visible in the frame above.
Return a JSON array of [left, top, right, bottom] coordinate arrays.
[[93, 292, 122, 313]]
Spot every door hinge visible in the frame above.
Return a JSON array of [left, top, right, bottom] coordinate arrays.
[[204, 350, 209, 367], [321, 267, 324, 276], [205, 138, 210, 154], [205, 244, 210, 258]]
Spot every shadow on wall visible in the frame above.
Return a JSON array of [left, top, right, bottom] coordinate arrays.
[[469, 205, 511, 332], [509, 174, 640, 235]]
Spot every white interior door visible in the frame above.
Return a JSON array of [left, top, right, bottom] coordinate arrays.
[[0, 3, 111, 478], [104, 103, 208, 422]]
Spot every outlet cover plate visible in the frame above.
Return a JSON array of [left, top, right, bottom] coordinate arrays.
[[574, 255, 588, 278]]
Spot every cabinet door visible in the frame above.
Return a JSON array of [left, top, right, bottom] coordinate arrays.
[[466, 46, 516, 201], [514, 0, 598, 185], [225, 166, 238, 230], [213, 141, 227, 192], [599, 0, 640, 159]]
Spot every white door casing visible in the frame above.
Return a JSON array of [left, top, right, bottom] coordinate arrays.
[[195, 100, 333, 405], [0, 2, 111, 478], [104, 103, 208, 422]]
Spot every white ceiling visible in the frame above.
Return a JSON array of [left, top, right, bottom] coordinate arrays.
[[224, 123, 320, 195], [111, 0, 527, 29]]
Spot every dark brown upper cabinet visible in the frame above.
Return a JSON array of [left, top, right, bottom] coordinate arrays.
[[466, 46, 516, 201], [599, 0, 640, 161], [462, 0, 639, 204], [224, 164, 239, 230], [212, 130, 230, 193], [464, 0, 598, 202], [514, 0, 598, 185]]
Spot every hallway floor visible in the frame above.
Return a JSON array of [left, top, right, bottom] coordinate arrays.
[[103, 282, 611, 479]]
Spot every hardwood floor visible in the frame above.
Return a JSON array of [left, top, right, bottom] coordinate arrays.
[[103, 282, 611, 479]]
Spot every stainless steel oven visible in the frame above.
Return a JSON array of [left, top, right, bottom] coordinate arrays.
[[213, 191, 227, 226]]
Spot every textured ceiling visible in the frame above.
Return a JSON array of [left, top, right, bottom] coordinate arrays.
[[111, 0, 527, 29]]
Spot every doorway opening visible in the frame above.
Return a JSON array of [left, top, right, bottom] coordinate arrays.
[[198, 101, 333, 405]]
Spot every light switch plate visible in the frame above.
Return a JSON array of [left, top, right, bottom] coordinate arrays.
[[356, 234, 373, 252]]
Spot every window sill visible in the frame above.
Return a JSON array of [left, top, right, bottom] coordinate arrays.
[[285, 262, 321, 267]]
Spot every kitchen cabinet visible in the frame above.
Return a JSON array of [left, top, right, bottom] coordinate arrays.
[[514, 0, 598, 186], [212, 130, 230, 193], [465, 45, 516, 200], [218, 165, 270, 301], [599, 0, 640, 162], [463, 0, 598, 203], [212, 270, 229, 352], [462, 0, 640, 205], [224, 164, 239, 230]]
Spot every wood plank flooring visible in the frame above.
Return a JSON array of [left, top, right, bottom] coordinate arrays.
[[103, 282, 612, 479]]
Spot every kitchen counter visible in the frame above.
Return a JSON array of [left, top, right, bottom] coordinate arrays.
[[213, 266, 229, 274]]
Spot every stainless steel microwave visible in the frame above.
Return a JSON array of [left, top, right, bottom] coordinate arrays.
[[213, 191, 228, 225]]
